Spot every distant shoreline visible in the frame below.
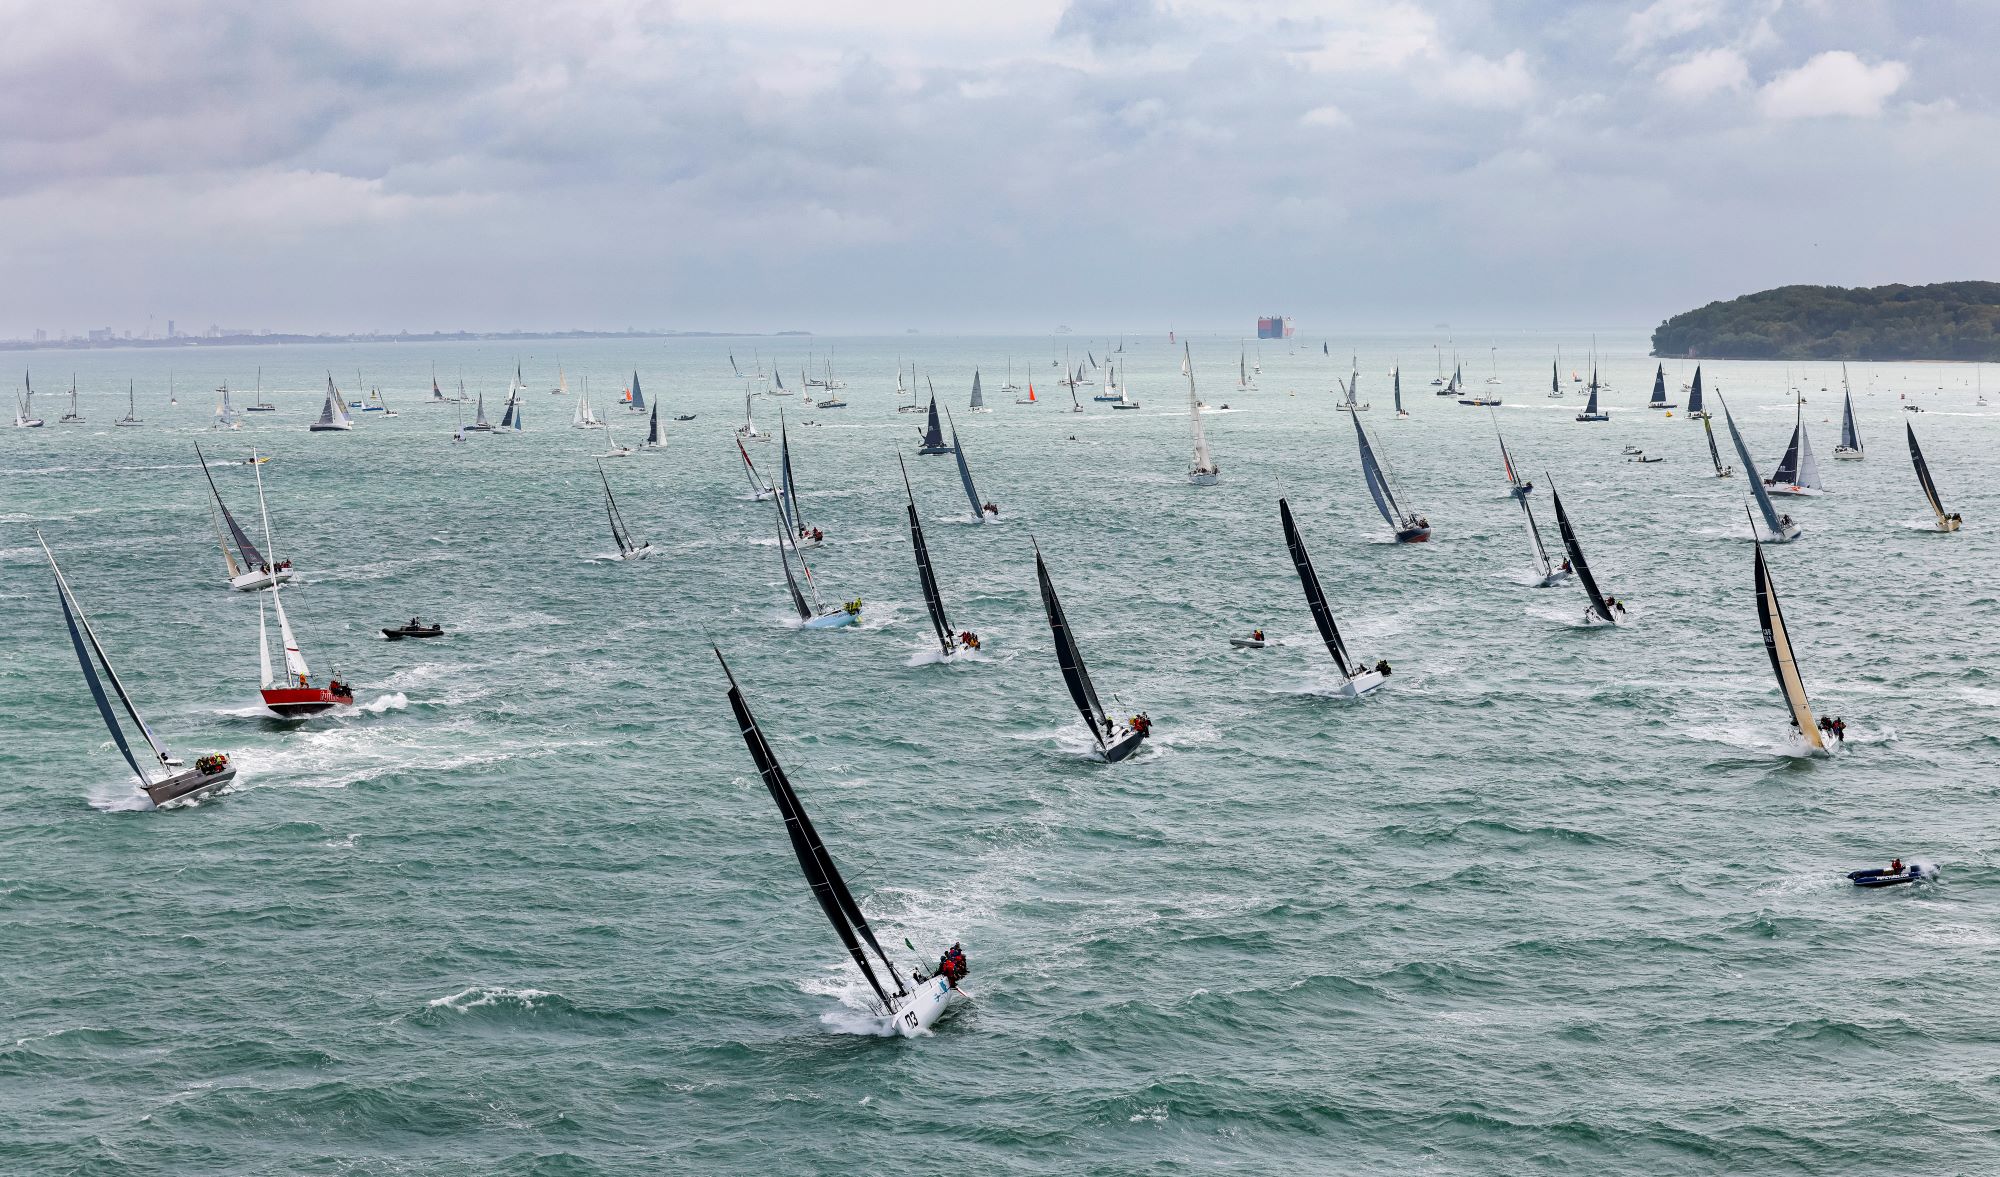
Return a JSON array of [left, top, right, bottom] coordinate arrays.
[[0, 329, 813, 353], [1651, 281, 2000, 362]]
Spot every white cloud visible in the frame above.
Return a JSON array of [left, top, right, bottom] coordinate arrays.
[[1623, 0, 1722, 53], [1658, 48, 1750, 101], [1758, 51, 1909, 119], [1432, 51, 1535, 109], [1300, 105, 1351, 129]]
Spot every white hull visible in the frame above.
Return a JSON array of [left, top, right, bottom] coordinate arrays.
[[617, 544, 654, 562], [1336, 669, 1387, 698], [802, 609, 857, 629], [1764, 483, 1823, 497], [230, 568, 297, 592], [1534, 570, 1572, 588], [1189, 470, 1219, 486], [1229, 638, 1265, 649], [891, 975, 956, 1036], [1833, 448, 1864, 461]]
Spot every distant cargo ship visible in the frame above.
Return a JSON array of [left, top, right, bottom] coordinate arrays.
[[1257, 315, 1294, 340]]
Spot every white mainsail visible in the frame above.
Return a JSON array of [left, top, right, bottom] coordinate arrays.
[[269, 584, 311, 683], [1186, 344, 1217, 483]]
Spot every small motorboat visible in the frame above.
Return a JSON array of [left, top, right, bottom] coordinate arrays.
[[1621, 445, 1643, 455], [383, 619, 444, 640], [1848, 863, 1931, 889], [1230, 634, 1267, 649], [1628, 452, 1664, 463], [674, 414, 696, 421]]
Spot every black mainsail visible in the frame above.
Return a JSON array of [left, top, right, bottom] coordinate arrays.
[[918, 387, 949, 453], [195, 442, 267, 574], [1280, 497, 1354, 673], [1549, 483, 1613, 623], [1770, 401, 1805, 485], [1649, 364, 1668, 407], [1687, 366, 1705, 417], [1036, 548, 1111, 750], [599, 464, 637, 555], [717, 648, 906, 1009], [44, 536, 175, 783], [1907, 421, 1953, 527], [899, 456, 955, 657]]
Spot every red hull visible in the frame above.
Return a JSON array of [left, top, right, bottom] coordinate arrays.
[[1396, 529, 1432, 543], [261, 686, 354, 716]]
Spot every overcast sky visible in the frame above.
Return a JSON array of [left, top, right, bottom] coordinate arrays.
[[0, 0, 1991, 336]]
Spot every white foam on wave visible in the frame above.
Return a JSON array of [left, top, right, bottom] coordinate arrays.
[[904, 643, 993, 668], [425, 985, 554, 1012], [1682, 720, 1836, 760], [797, 973, 901, 1037], [355, 692, 408, 714]]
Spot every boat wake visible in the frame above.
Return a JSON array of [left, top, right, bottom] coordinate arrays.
[[353, 692, 409, 714], [87, 784, 158, 813], [905, 645, 993, 668], [1683, 720, 1838, 759], [798, 973, 903, 1037]]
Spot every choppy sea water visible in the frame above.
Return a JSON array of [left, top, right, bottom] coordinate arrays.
[[3, 332, 1997, 1174]]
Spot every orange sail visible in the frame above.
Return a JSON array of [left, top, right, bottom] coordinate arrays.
[[1027, 382, 1036, 402]]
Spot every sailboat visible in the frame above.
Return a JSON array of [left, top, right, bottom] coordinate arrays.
[[1016, 376, 1037, 406], [1393, 365, 1407, 418], [431, 365, 448, 403], [1350, 411, 1430, 542], [1750, 515, 1828, 756], [968, 370, 990, 413], [1717, 396, 1801, 541], [1834, 366, 1864, 459], [1186, 344, 1219, 485], [42, 535, 237, 806], [899, 456, 974, 658], [1108, 364, 1140, 410], [257, 584, 354, 716], [116, 380, 143, 427], [498, 382, 523, 432], [1699, 379, 1734, 478], [309, 376, 356, 431], [600, 412, 634, 458], [198, 442, 297, 591], [945, 408, 997, 521], [15, 373, 45, 427], [1486, 346, 1502, 385], [1000, 358, 1021, 396], [1546, 353, 1564, 399], [167, 370, 177, 407], [599, 463, 652, 559], [1491, 418, 1565, 586], [737, 389, 766, 441], [1763, 396, 1824, 497], [640, 403, 665, 450], [1280, 498, 1388, 696], [1035, 545, 1148, 761], [916, 389, 952, 455], [771, 488, 857, 628], [776, 413, 818, 542], [1238, 349, 1255, 392], [1574, 366, 1608, 421], [1067, 382, 1083, 412], [1648, 363, 1676, 409], [1548, 482, 1619, 626], [467, 389, 494, 432], [1686, 365, 1708, 419], [1907, 422, 1960, 532], [547, 364, 565, 396], [738, 438, 777, 500], [59, 376, 84, 423], [1337, 355, 1369, 412], [212, 382, 241, 429], [1094, 363, 1122, 402], [627, 370, 647, 412], [572, 377, 604, 429], [714, 648, 958, 1036], [244, 368, 276, 412]]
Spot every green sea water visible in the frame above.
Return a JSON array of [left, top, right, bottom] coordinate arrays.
[[3, 333, 1998, 1174]]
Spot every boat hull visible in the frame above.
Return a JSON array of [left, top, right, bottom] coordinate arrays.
[[617, 544, 654, 561], [1395, 526, 1431, 543], [1833, 447, 1864, 461], [1189, 471, 1220, 486], [891, 975, 957, 1036], [1936, 517, 1962, 533], [1535, 570, 1573, 588], [382, 626, 444, 640], [308, 423, 353, 432], [1101, 726, 1147, 762], [1764, 483, 1823, 498], [1575, 413, 1609, 422], [916, 445, 954, 455], [261, 687, 354, 716], [145, 765, 236, 807], [802, 610, 857, 629], [229, 568, 297, 592], [1336, 669, 1387, 698], [1229, 638, 1266, 649]]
